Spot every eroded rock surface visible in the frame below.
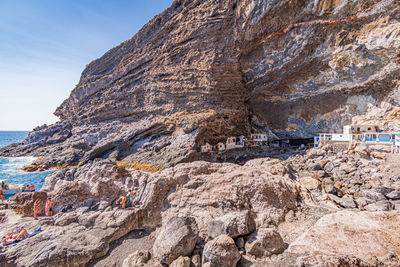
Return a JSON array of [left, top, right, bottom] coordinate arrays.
[[152, 216, 199, 265], [208, 210, 256, 239], [288, 210, 400, 266]]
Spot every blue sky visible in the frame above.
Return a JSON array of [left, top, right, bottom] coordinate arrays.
[[0, 0, 174, 131]]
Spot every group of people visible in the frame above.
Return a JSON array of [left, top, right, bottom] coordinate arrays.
[[33, 197, 55, 220], [1, 181, 9, 190], [115, 189, 135, 209], [24, 184, 36, 192]]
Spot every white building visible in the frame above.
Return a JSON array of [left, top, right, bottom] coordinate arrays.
[[226, 136, 244, 150], [251, 133, 268, 142], [315, 125, 400, 147]]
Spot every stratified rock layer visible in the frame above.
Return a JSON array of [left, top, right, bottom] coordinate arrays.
[[1, 0, 399, 168]]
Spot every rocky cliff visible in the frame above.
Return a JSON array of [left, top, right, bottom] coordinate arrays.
[[1, 0, 399, 167]]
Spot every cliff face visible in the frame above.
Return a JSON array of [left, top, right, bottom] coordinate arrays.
[[238, 0, 400, 137], [1, 0, 400, 166]]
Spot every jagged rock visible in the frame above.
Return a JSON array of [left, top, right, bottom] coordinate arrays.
[[122, 250, 151, 267], [235, 237, 245, 249], [354, 197, 371, 209], [324, 184, 337, 195], [244, 228, 285, 258], [324, 162, 334, 173], [299, 176, 320, 190], [207, 210, 256, 239], [327, 194, 356, 209], [0, 212, 7, 223], [159, 159, 299, 233], [340, 195, 357, 209], [153, 216, 199, 265], [288, 210, 400, 265], [359, 190, 387, 203], [170, 256, 191, 267], [385, 191, 400, 200], [202, 235, 241, 267], [354, 144, 371, 159], [41, 159, 131, 213], [364, 201, 394, 211], [190, 255, 201, 267]]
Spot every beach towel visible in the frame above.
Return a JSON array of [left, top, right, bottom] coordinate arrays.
[[1, 227, 41, 247]]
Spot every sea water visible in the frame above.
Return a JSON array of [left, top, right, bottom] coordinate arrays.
[[0, 131, 54, 197]]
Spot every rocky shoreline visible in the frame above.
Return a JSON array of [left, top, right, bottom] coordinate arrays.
[[1, 143, 400, 266]]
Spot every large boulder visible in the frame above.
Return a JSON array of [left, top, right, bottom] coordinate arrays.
[[41, 159, 132, 213], [244, 228, 285, 257], [159, 159, 299, 234], [202, 235, 241, 267], [170, 256, 191, 267], [288, 210, 400, 265], [153, 216, 199, 265], [208, 210, 256, 239]]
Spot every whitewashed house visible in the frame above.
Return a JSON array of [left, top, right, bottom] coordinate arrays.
[[226, 136, 243, 150], [251, 133, 268, 145], [315, 125, 400, 147]]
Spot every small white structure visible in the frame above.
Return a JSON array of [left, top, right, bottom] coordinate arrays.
[[226, 136, 243, 150], [201, 143, 212, 153], [217, 142, 226, 151], [316, 125, 400, 147], [251, 133, 268, 142], [393, 134, 400, 153]]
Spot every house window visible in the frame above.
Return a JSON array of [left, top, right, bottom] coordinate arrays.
[[368, 128, 371, 131]]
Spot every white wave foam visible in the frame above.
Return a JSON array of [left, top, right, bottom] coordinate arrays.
[[0, 156, 37, 174]]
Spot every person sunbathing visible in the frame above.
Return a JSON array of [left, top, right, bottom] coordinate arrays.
[[116, 195, 127, 209], [1, 228, 28, 245], [24, 184, 36, 192]]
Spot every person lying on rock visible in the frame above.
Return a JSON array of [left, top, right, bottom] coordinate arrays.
[[1, 228, 28, 245], [116, 195, 127, 209], [45, 197, 55, 216], [33, 200, 39, 220], [24, 184, 36, 192]]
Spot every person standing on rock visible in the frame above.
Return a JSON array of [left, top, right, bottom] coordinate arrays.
[[33, 200, 39, 220], [0, 188, 4, 203], [129, 189, 135, 208], [45, 197, 55, 216], [116, 195, 127, 209]]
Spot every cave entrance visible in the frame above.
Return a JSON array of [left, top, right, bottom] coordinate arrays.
[[286, 138, 315, 148]]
